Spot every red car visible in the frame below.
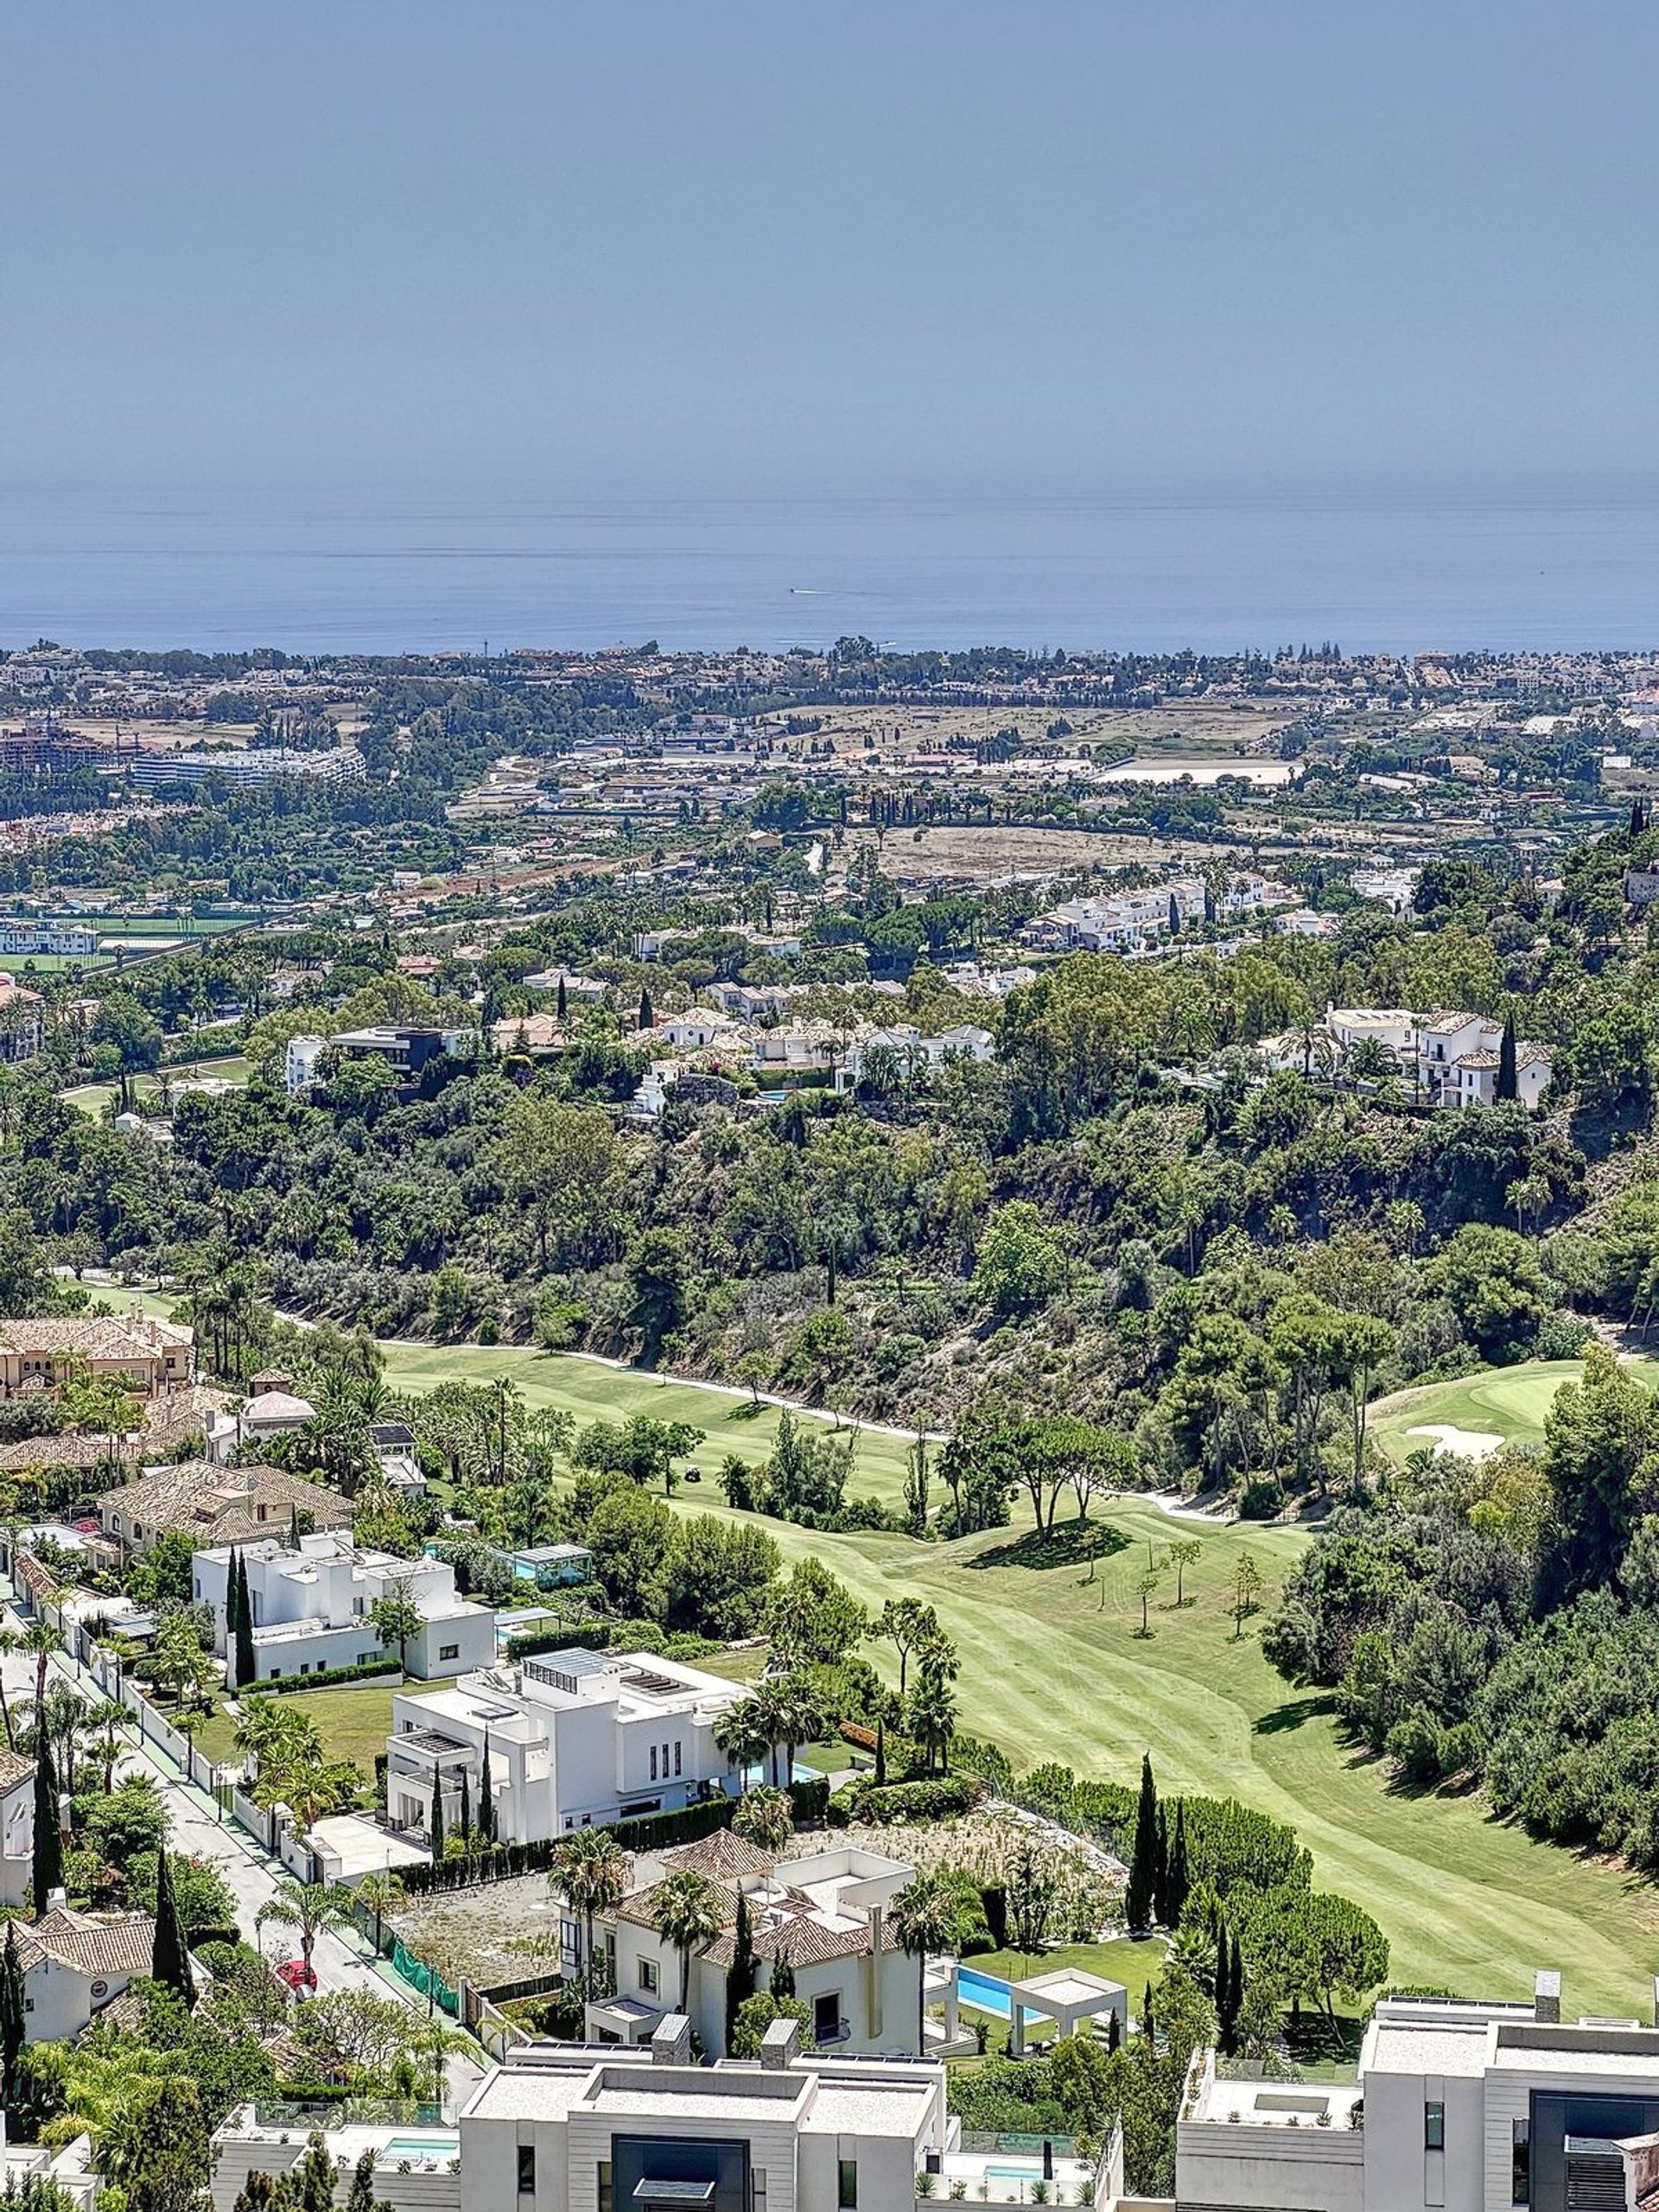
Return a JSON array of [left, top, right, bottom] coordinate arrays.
[[275, 1958, 318, 1994]]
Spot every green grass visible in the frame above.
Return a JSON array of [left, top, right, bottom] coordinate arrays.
[[1372, 1356, 1659, 1466], [379, 1343, 916, 1506], [198, 1681, 401, 1772], [971, 1936, 1166, 1994]]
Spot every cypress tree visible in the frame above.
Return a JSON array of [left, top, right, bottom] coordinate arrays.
[[725, 1888, 756, 2048], [479, 1734, 493, 1843], [1106, 2005, 1122, 2053], [874, 1719, 887, 1788], [1141, 1981, 1155, 2046], [1632, 798, 1647, 840], [429, 1768, 445, 1859], [556, 976, 568, 1024], [459, 1767, 472, 1847], [31, 1741, 60, 1916], [1125, 1753, 1159, 1930], [638, 986, 655, 1031], [151, 1850, 195, 2008], [1153, 1803, 1170, 1926], [0, 1923, 24, 2101], [771, 1951, 795, 2000], [234, 1553, 257, 1692], [1231, 1932, 1245, 2038], [1497, 1016, 1518, 1103], [1166, 1801, 1191, 1929], [225, 1548, 240, 1638]]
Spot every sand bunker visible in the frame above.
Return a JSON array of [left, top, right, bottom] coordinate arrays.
[[1406, 1422, 1506, 1462]]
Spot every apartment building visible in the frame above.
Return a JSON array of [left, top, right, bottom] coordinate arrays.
[[209, 2026, 1096, 2212], [585, 1830, 920, 2061], [1177, 1978, 1659, 2212], [194, 1531, 496, 1685], [386, 1649, 748, 1847], [0, 920, 99, 957]]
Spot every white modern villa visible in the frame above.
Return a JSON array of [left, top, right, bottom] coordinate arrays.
[[1178, 1978, 1659, 2212], [386, 1649, 748, 1844], [194, 1530, 497, 1685]]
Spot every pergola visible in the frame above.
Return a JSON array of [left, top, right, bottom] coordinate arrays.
[[1004, 1968, 1128, 2056]]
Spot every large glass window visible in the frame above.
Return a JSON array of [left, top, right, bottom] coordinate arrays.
[[1426, 2102, 1446, 2151], [518, 2145, 537, 2196], [838, 2160, 858, 2209], [1513, 2116, 1530, 2205]]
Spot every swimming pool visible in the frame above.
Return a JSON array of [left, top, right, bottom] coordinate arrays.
[[956, 1966, 1016, 2018], [379, 2137, 460, 2163]]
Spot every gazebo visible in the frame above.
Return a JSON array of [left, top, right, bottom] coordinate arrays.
[[1004, 1967, 1128, 2056]]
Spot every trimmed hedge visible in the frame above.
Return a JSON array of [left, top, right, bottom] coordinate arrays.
[[827, 1775, 981, 1826], [255, 1657, 402, 1695]]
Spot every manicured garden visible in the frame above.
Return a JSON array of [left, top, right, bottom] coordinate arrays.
[[193, 1680, 401, 1774]]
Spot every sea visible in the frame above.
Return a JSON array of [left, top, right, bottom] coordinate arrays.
[[3, 474, 1659, 658]]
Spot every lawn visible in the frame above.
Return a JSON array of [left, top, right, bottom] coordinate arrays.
[[639, 1487, 1659, 2018], [195, 1681, 401, 1775], [970, 1935, 1166, 1998], [378, 1343, 917, 1508], [1370, 1356, 1659, 1466]]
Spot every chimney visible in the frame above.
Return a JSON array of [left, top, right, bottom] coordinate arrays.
[[760, 2018, 801, 2072], [1535, 1971, 1561, 2024], [651, 2015, 691, 2066]]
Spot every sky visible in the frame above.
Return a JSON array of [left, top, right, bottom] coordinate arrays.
[[4, 0, 1658, 497]]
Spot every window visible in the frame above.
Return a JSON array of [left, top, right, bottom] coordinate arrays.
[[1512, 2117, 1529, 2204], [813, 1991, 841, 2043], [269, 1668, 281, 1680], [439, 1643, 459, 1662], [673, 1741, 681, 1777], [639, 1957, 659, 1994], [650, 1746, 658, 1782], [597, 2161, 613, 2212], [517, 2145, 536, 2196], [1426, 2101, 1445, 2151], [838, 2160, 858, 2209]]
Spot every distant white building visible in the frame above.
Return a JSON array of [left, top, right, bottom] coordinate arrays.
[[194, 1530, 496, 1685], [1025, 874, 1296, 954], [835, 1023, 995, 1096], [283, 1033, 327, 1091], [1258, 1008, 1554, 1109], [386, 1649, 749, 1846]]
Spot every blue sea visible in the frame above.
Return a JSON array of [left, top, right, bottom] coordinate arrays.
[[3, 475, 1658, 657]]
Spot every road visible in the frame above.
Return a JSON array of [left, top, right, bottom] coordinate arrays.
[[1, 1595, 487, 2102]]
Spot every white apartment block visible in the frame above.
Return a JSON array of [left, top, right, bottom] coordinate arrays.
[[387, 1649, 748, 1846], [1026, 874, 1296, 954], [1178, 1979, 1659, 2212], [585, 1831, 921, 2063], [194, 1531, 496, 1685], [210, 2024, 1103, 2212]]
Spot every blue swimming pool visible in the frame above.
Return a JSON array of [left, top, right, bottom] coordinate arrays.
[[956, 1966, 1016, 2018]]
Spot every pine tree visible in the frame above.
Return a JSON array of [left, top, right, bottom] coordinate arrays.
[[31, 1740, 60, 1916], [430, 1769, 445, 1859], [479, 1733, 493, 1843], [1166, 1800, 1191, 1928], [1125, 1753, 1159, 1930], [0, 1923, 24, 2101], [1497, 1016, 1518, 1103], [151, 1849, 195, 2007], [1153, 1804, 1170, 1925], [234, 1552, 257, 1692]]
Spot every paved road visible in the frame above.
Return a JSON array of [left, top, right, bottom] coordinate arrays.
[[1, 1597, 487, 2103]]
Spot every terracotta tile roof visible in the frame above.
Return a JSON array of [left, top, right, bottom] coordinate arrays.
[[98, 1459, 353, 1544], [0, 1382, 231, 1477], [0, 1316, 192, 1360], [13, 1909, 156, 1979], [0, 1748, 35, 1795], [658, 1832, 775, 1883]]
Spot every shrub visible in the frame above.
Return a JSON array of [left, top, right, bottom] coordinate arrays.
[[257, 1657, 401, 1694], [828, 1776, 980, 1826]]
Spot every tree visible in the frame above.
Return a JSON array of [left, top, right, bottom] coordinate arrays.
[[651, 1870, 723, 2010], [731, 1784, 792, 1854], [371, 1579, 425, 1678], [903, 1433, 931, 1536], [550, 1829, 629, 1979], [357, 1869, 405, 1955], [234, 1549, 257, 1691], [257, 1878, 353, 1975], [1166, 1801, 1191, 1928], [751, 1674, 822, 1789], [151, 1849, 196, 2007], [1497, 1016, 1518, 1103], [0, 1923, 24, 2104], [100, 2076, 210, 2212], [1125, 1754, 1159, 1930], [975, 1201, 1069, 1316], [638, 985, 655, 1031], [878, 1599, 941, 1698], [1538, 1344, 1659, 1603], [767, 1558, 868, 1670], [478, 1732, 495, 1842], [346, 2147, 384, 2212], [891, 1868, 963, 2032], [908, 1654, 958, 1776], [429, 1764, 445, 1858], [31, 1738, 60, 1915], [725, 1886, 756, 2049], [1167, 1539, 1203, 1606], [18, 1619, 60, 1719], [1232, 1552, 1264, 1638], [1135, 1567, 1160, 1637], [626, 1229, 690, 1358], [714, 1700, 771, 1795], [730, 1989, 810, 2058]]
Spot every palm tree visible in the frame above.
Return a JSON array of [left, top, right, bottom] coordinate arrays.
[[420, 2019, 470, 2106], [758, 1675, 820, 1790], [81, 1702, 131, 1795], [890, 1870, 963, 2047], [650, 1870, 723, 2012], [549, 1830, 629, 1980], [731, 1784, 792, 1855], [256, 1878, 353, 1975], [17, 1620, 61, 1716], [712, 1700, 770, 1796], [0, 1627, 20, 1751], [357, 1870, 405, 1955]]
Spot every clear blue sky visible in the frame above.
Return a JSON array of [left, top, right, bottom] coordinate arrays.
[[6, 0, 1656, 494]]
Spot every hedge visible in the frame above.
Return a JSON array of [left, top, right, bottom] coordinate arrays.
[[254, 1657, 402, 1695], [395, 1777, 830, 1896], [827, 1775, 981, 1826]]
